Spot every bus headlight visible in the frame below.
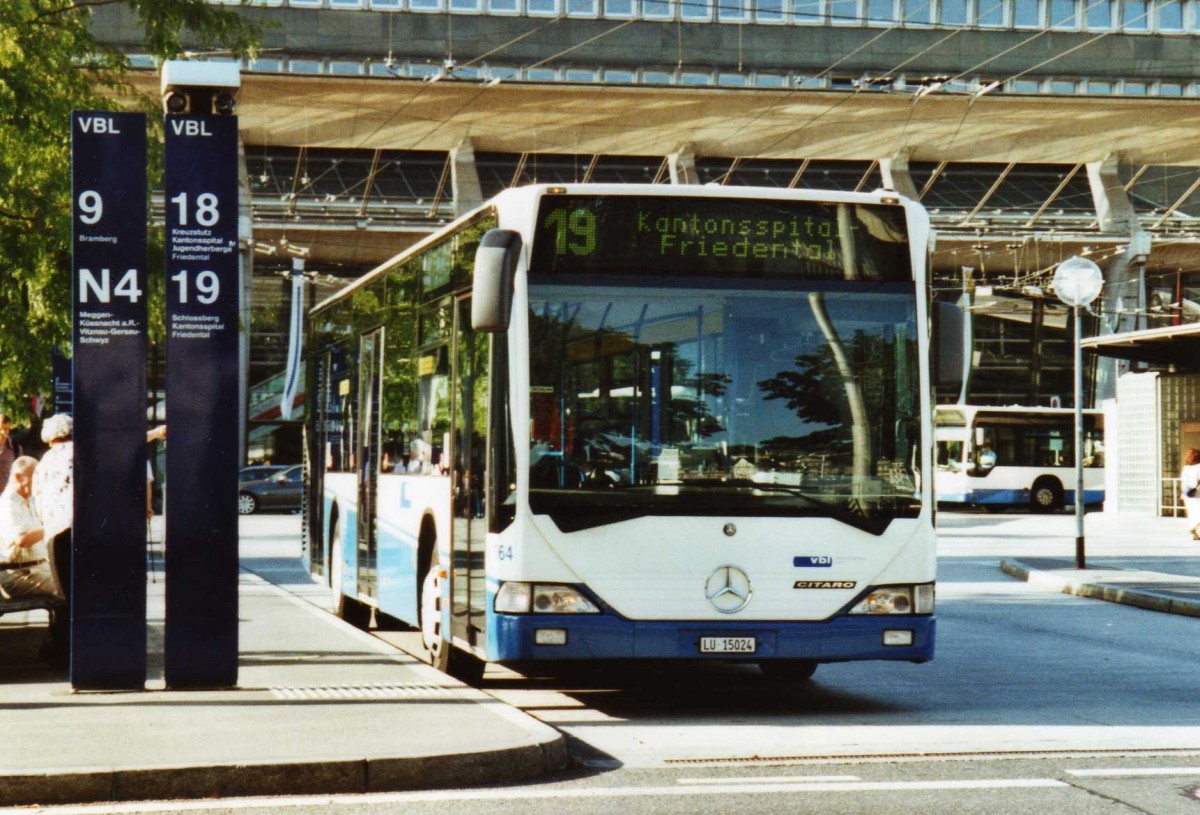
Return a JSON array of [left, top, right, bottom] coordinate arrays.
[[849, 583, 935, 615], [495, 582, 532, 613], [533, 584, 600, 614], [495, 582, 600, 614]]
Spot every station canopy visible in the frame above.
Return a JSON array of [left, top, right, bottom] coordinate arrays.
[[1082, 323, 1200, 367], [128, 71, 1200, 164]]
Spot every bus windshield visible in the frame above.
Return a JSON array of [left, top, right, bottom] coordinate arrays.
[[527, 279, 921, 534]]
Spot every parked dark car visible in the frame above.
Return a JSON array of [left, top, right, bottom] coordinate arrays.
[[239, 465, 288, 484], [238, 465, 302, 515]]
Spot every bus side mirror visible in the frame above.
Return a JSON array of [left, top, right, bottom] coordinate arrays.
[[472, 229, 522, 333], [932, 300, 966, 391]]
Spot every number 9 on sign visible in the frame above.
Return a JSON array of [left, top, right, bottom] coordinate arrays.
[[78, 190, 103, 225]]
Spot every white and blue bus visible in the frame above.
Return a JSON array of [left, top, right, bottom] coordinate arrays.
[[303, 183, 936, 682], [935, 404, 1105, 513]]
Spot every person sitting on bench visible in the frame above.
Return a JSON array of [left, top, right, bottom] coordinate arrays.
[[0, 455, 60, 602]]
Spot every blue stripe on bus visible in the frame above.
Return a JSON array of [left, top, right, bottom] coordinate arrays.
[[487, 611, 935, 662], [945, 487, 1106, 506], [972, 489, 1027, 505]]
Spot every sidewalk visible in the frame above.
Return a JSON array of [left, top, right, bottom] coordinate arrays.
[[939, 509, 1200, 618], [0, 516, 566, 808]]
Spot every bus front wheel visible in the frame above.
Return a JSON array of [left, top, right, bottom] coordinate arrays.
[[419, 547, 484, 684], [1030, 478, 1064, 513]]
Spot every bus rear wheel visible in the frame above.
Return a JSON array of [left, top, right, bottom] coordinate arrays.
[[419, 547, 484, 684], [1030, 478, 1064, 513], [759, 660, 819, 682]]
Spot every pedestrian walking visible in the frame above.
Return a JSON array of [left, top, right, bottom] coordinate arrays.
[[1181, 447, 1200, 539], [146, 424, 165, 520]]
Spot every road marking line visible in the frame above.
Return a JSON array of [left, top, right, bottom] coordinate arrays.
[[677, 775, 862, 785], [1068, 767, 1200, 777], [0, 778, 1071, 815]]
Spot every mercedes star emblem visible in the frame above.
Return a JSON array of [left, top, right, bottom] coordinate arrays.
[[705, 565, 753, 614]]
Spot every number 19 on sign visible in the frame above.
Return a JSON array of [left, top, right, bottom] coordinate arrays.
[[171, 270, 221, 304]]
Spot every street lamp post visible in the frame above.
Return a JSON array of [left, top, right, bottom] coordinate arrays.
[[1052, 256, 1104, 570]]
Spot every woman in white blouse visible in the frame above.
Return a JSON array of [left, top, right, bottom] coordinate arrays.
[[1181, 447, 1200, 540]]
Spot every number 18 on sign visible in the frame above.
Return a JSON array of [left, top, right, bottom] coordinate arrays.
[[163, 113, 240, 688]]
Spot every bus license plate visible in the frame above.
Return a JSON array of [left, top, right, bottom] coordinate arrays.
[[700, 636, 756, 654]]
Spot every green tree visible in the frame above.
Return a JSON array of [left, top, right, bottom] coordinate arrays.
[[0, 0, 260, 421]]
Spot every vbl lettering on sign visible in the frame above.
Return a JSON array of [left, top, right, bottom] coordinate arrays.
[[77, 116, 122, 134]]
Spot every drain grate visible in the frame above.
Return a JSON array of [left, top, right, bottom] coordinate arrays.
[[270, 682, 455, 700]]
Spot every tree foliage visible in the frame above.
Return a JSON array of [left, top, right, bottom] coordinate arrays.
[[0, 0, 260, 421]]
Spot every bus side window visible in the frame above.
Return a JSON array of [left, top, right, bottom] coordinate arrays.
[[326, 349, 356, 474], [417, 307, 452, 477]]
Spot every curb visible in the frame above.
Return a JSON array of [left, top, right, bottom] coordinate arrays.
[[1000, 559, 1200, 618], [0, 736, 569, 807]]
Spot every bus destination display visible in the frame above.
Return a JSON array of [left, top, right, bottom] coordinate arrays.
[[532, 195, 912, 281]]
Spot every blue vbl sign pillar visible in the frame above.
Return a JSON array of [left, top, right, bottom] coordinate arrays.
[[70, 110, 148, 690], [163, 114, 240, 687]]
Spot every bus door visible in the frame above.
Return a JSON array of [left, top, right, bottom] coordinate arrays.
[[323, 346, 356, 584], [307, 350, 332, 577], [452, 297, 488, 646], [356, 329, 384, 604]]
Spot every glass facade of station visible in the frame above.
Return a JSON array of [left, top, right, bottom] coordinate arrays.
[[121, 0, 1200, 96], [201, 0, 1195, 35]]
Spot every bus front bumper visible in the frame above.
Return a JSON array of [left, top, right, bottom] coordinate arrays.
[[489, 613, 935, 663]]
